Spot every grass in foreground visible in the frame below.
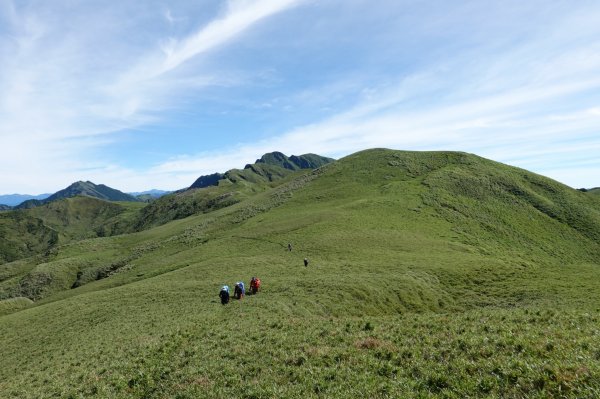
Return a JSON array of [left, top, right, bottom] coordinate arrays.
[[2, 300, 599, 398]]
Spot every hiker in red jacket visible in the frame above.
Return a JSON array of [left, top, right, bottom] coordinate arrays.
[[249, 277, 261, 294]]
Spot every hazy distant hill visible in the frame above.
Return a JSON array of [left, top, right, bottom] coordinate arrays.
[[16, 181, 139, 209], [0, 193, 51, 207], [128, 189, 171, 200]]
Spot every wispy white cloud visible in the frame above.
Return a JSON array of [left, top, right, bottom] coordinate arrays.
[[151, 2, 600, 189], [112, 0, 304, 104], [160, 0, 302, 76], [0, 0, 304, 193], [1, 0, 600, 194]]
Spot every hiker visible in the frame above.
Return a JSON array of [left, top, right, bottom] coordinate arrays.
[[219, 285, 230, 305], [304, 258, 309, 267], [288, 243, 293, 252], [250, 277, 261, 294], [234, 281, 245, 299]]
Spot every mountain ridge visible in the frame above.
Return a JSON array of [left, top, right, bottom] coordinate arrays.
[[136, 151, 335, 230], [249, 151, 335, 171], [190, 151, 334, 190]]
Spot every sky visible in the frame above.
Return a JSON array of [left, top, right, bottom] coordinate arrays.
[[1, 0, 599, 194]]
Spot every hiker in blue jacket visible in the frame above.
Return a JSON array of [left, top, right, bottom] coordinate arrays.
[[234, 281, 245, 299], [219, 285, 230, 305]]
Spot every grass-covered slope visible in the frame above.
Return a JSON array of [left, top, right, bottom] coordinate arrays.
[[26, 196, 145, 239], [134, 156, 332, 231], [1, 149, 600, 398], [0, 212, 58, 264], [0, 197, 145, 265]]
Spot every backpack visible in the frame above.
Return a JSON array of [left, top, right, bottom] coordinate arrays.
[[234, 283, 244, 299]]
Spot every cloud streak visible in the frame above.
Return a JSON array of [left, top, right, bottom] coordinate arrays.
[[160, 0, 302, 75], [0, 0, 304, 193], [150, 2, 600, 189], [1, 0, 600, 194]]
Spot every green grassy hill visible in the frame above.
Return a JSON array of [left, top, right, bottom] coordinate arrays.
[[0, 153, 333, 264], [1, 149, 600, 398], [0, 211, 58, 264], [26, 196, 146, 239], [134, 153, 334, 231], [0, 197, 145, 265]]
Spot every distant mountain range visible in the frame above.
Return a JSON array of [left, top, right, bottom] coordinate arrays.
[[0, 193, 51, 207], [15, 181, 140, 209], [1, 152, 595, 211], [128, 189, 171, 198], [128, 190, 172, 203], [0, 186, 173, 210], [0, 151, 335, 262], [1, 152, 334, 210]]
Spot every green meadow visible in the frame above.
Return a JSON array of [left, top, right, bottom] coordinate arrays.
[[1, 149, 600, 398]]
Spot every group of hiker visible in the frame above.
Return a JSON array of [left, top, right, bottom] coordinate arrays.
[[219, 277, 261, 305], [218, 243, 309, 305]]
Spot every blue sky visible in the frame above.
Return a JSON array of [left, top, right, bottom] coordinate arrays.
[[1, 0, 599, 194]]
